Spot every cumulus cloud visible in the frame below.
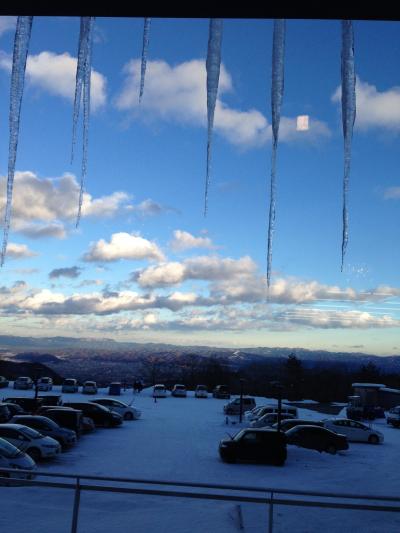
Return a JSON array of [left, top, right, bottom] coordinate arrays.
[[83, 232, 165, 263], [0, 171, 153, 239], [135, 255, 257, 287], [49, 266, 82, 279], [170, 230, 215, 251], [6, 242, 37, 260], [332, 77, 400, 131], [0, 50, 106, 110], [115, 59, 330, 148]]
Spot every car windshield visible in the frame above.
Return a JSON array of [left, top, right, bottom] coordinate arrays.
[[233, 430, 247, 441], [197, 386, 207, 390], [40, 378, 50, 383], [19, 426, 42, 439], [64, 380, 75, 385], [0, 437, 23, 458]]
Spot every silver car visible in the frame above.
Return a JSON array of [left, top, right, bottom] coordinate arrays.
[[323, 418, 384, 444], [0, 424, 61, 461], [0, 437, 36, 482], [91, 399, 141, 420]]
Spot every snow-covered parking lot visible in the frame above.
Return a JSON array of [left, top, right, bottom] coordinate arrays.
[[1, 386, 400, 532]]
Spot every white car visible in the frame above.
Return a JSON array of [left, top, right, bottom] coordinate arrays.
[[246, 405, 298, 423], [323, 418, 384, 444], [82, 381, 98, 394], [153, 384, 168, 398], [0, 424, 61, 461], [37, 377, 53, 391], [91, 399, 141, 420], [13, 377, 33, 390], [172, 384, 187, 397], [195, 385, 208, 398], [0, 437, 36, 482]]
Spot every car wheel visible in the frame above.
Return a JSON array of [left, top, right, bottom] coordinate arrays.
[[124, 412, 133, 420], [28, 447, 41, 461], [223, 454, 236, 464], [368, 435, 379, 444], [326, 445, 337, 455]]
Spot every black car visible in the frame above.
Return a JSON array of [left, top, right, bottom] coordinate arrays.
[[0, 404, 10, 423], [63, 402, 123, 427], [219, 428, 287, 466], [272, 419, 324, 432], [37, 395, 63, 406], [3, 397, 44, 414], [213, 385, 231, 399], [10, 415, 77, 450], [37, 407, 84, 436], [285, 425, 349, 454], [1, 402, 25, 417]]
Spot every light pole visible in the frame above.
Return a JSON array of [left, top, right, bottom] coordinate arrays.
[[270, 381, 284, 432], [239, 378, 245, 423]]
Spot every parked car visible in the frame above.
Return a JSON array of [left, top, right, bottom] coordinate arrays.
[[38, 394, 63, 406], [37, 377, 53, 391], [272, 419, 324, 432], [224, 397, 256, 416], [195, 385, 208, 398], [285, 425, 349, 454], [219, 428, 287, 466], [0, 424, 61, 461], [10, 415, 77, 450], [3, 397, 44, 414], [153, 384, 168, 398], [91, 398, 141, 420], [172, 384, 187, 397], [0, 376, 9, 389], [251, 412, 296, 428], [82, 381, 98, 394], [245, 405, 299, 422], [108, 382, 121, 396], [63, 402, 123, 427], [323, 418, 384, 444], [0, 404, 11, 423], [0, 437, 36, 482], [62, 378, 79, 393], [213, 385, 230, 399], [386, 406, 400, 428], [36, 407, 84, 436], [13, 377, 33, 390], [0, 402, 25, 417]]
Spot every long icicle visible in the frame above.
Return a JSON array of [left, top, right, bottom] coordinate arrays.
[[139, 17, 151, 103], [71, 18, 88, 164], [267, 19, 285, 289], [76, 17, 94, 227], [1, 16, 33, 267], [340, 20, 356, 272], [204, 18, 223, 217]]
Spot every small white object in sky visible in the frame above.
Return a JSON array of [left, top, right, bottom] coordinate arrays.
[[296, 115, 309, 131]]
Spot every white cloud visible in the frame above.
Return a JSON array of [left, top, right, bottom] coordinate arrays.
[[0, 50, 106, 110], [170, 230, 215, 251], [383, 187, 400, 199], [83, 232, 165, 263], [135, 255, 257, 287], [6, 242, 37, 260], [0, 16, 16, 36], [332, 77, 400, 131], [115, 59, 330, 148], [0, 171, 150, 239]]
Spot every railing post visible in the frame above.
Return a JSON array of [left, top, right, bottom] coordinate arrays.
[[71, 476, 81, 533], [268, 491, 274, 533]]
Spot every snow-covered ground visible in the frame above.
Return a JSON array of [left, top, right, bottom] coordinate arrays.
[[1, 385, 399, 532]]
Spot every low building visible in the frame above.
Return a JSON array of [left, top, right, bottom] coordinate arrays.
[[352, 383, 400, 409]]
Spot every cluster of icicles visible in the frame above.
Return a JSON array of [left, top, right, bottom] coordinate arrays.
[[0, 17, 356, 286]]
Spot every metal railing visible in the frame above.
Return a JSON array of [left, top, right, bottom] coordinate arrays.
[[1, 468, 400, 533]]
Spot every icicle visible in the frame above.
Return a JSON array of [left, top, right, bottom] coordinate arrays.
[[267, 19, 285, 289], [204, 18, 223, 216], [340, 20, 356, 272], [75, 17, 95, 228], [139, 17, 151, 103], [71, 18, 87, 164], [1, 16, 33, 267]]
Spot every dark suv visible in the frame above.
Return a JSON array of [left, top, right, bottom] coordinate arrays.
[[219, 428, 287, 466], [213, 385, 230, 399], [36, 407, 84, 436], [63, 402, 123, 427]]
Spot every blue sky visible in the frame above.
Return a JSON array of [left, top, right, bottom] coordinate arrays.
[[0, 16, 399, 354]]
